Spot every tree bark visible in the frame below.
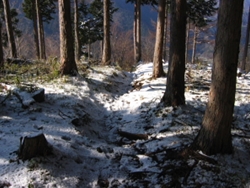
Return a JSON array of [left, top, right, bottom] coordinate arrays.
[[241, 6, 250, 71], [134, 0, 141, 64], [163, 4, 169, 62], [59, 0, 78, 75], [35, 0, 46, 60], [3, 0, 17, 58], [192, 0, 244, 155], [74, 0, 81, 62], [31, 0, 39, 59], [101, 0, 111, 65], [152, 0, 166, 78], [191, 26, 198, 64], [161, 0, 186, 107]]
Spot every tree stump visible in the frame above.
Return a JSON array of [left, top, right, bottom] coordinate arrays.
[[18, 133, 52, 161]]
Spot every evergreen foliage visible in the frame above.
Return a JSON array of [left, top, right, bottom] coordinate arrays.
[[126, 0, 157, 6], [0, 1, 21, 47], [22, 0, 57, 23], [78, 0, 118, 46], [187, 0, 217, 27]]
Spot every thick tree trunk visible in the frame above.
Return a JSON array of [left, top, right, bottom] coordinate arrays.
[[59, 0, 78, 75], [3, 0, 17, 58], [241, 6, 250, 71], [191, 26, 198, 64], [192, 0, 244, 155], [153, 0, 166, 78], [31, 0, 39, 59], [101, 0, 111, 65], [161, 0, 186, 107], [74, 0, 81, 62]]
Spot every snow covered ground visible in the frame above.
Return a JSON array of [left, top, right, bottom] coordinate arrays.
[[0, 61, 250, 188]]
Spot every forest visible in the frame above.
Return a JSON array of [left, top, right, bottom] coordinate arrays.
[[0, 0, 250, 187]]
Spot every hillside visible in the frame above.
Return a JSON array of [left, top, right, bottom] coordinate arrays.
[[0, 61, 250, 187]]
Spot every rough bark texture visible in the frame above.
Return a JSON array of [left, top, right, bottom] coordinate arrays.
[[32, 0, 39, 59], [74, 0, 81, 63], [153, 0, 166, 78], [192, 0, 244, 155], [3, 0, 17, 58], [59, 0, 78, 75], [101, 0, 111, 65], [241, 6, 250, 71], [161, 0, 186, 107]]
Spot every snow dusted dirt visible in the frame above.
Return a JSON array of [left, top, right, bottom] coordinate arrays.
[[0, 62, 250, 188]]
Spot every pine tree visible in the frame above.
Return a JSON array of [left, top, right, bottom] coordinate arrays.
[[22, 0, 57, 59], [78, 0, 117, 60], [0, 1, 20, 62], [126, 0, 157, 64], [186, 0, 217, 63], [3, 0, 17, 58]]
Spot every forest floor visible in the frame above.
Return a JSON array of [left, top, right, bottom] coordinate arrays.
[[0, 61, 250, 188]]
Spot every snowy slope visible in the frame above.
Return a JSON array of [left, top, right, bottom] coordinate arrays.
[[0, 62, 250, 187]]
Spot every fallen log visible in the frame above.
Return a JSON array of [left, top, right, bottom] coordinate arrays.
[[118, 130, 148, 140], [18, 133, 52, 161], [0, 83, 45, 108]]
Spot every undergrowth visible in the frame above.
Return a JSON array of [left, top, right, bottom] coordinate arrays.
[[0, 57, 62, 85], [0, 57, 90, 85]]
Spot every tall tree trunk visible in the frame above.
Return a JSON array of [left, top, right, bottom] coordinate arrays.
[[0, 21, 4, 67], [134, 0, 141, 64], [191, 26, 198, 64], [153, 0, 166, 78], [163, 4, 169, 61], [3, 0, 17, 58], [101, 0, 111, 65], [185, 21, 190, 63], [74, 0, 81, 62], [133, 3, 137, 64], [192, 0, 244, 155], [40, 17, 46, 60], [161, 0, 186, 107], [241, 6, 250, 71], [31, 0, 39, 59], [59, 0, 78, 75], [35, 0, 46, 60]]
